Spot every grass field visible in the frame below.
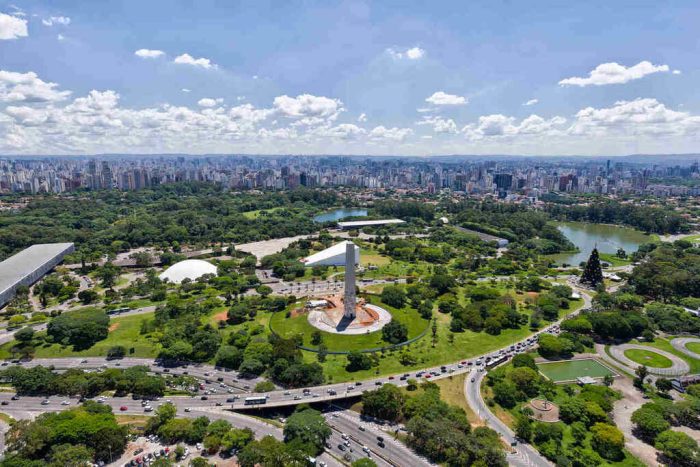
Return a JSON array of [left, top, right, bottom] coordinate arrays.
[[0, 312, 159, 359], [599, 253, 632, 267], [537, 359, 616, 382], [629, 337, 700, 373], [269, 297, 429, 352], [623, 348, 673, 368], [686, 342, 700, 354]]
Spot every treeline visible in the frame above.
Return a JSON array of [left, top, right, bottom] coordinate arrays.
[[0, 365, 166, 398], [0, 183, 339, 260], [361, 383, 506, 466], [443, 200, 575, 254], [374, 200, 435, 221], [629, 241, 700, 301], [547, 201, 689, 234], [1, 402, 128, 465]]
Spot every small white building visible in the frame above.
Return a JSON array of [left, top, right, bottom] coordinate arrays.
[[300, 241, 360, 267]]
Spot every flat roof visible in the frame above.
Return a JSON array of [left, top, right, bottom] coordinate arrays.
[[337, 219, 405, 228], [0, 243, 75, 296]]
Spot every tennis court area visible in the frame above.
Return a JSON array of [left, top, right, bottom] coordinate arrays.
[[537, 358, 616, 383]]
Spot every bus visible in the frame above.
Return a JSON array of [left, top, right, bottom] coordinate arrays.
[[244, 396, 268, 406]]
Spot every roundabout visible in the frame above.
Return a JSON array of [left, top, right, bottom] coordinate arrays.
[[670, 337, 700, 360], [608, 343, 690, 375]]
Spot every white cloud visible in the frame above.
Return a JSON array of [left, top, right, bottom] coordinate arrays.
[[559, 61, 670, 87], [569, 98, 699, 136], [173, 53, 216, 69], [462, 114, 567, 140], [0, 12, 27, 40], [320, 123, 366, 140], [41, 16, 70, 26], [57, 33, 65, 41], [0, 70, 71, 102], [135, 49, 165, 59], [181, 88, 191, 93], [237, 96, 245, 101], [369, 125, 413, 141], [425, 91, 467, 106], [523, 99, 538, 106], [357, 113, 367, 123], [672, 70, 682, 75], [273, 94, 343, 119], [197, 98, 223, 108], [417, 116, 458, 134], [386, 46, 425, 60]]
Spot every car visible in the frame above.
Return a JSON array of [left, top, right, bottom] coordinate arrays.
[[378, 441, 385, 448], [471, 377, 475, 383], [120, 406, 128, 411], [201, 396, 208, 400], [374, 381, 382, 386], [341, 433, 349, 440], [81, 359, 88, 363], [184, 408, 191, 412], [61, 400, 70, 405], [388, 376, 394, 380], [359, 426, 366, 431], [338, 444, 346, 451], [215, 402, 223, 406], [134, 448, 144, 455], [362, 446, 370, 453], [376, 436, 384, 442], [144, 406, 153, 412], [0, 401, 8, 406], [41, 399, 50, 405]]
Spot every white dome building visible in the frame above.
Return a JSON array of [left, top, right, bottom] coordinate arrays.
[[159, 259, 217, 283]]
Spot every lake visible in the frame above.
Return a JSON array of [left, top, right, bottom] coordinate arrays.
[[313, 208, 368, 223], [547, 222, 650, 266]]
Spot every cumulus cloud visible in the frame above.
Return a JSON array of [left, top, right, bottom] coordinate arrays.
[[672, 70, 682, 75], [425, 91, 467, 106], [559, 61, 670, 87], [0, 70, 71, 103], [320, 123, 366, 140], [173, 53, 216, 69], [42, 16, 70, 26], [135, 49, 165, 59], [357, 113, 367, 122], [386, 46, 425, 60], [0, 12, 27, 40], [416, 116, 458, 133], [273, 94, 343, 119], [569, 98, 700, 136], [523, 99, 538, 106], [369, 125, 413, 141], [197, 98, 224, 108], [462, 114, 567, 140]]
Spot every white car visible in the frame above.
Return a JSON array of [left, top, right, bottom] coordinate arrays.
[[61, 400, 70, 405]]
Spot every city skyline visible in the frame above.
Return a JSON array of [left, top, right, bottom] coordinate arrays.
[[1, 1, 699, 155]]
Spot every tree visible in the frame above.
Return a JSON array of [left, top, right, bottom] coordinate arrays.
[[631, 407, 670, 441], [493, 381, 518, 408], [106, 345, 126, 360], [381, 285, 406, 308], [310, 330, 323, 345], [362, 384, 405, 422], [603, 374, 614, 387], [346, 351, 372, 372], [283, 407, 331, 454], [78, 289, 100, 305], [381, 320, 408, 344], [580, 248, 604, 288], [351, 459, 377, 467], [46, 308, 110, 350], [635, 365, 649, 389], [514, 415, 532, 441], [512, 353, 537, 370], [655, 430, 700, 466], [590, 423, 624, 461], [14, 326, 35, 344], [215, 346, 243, 370], [48, 443, 94, 467], [655, 378, 673, 393], [189, 458, 208, 467], [220, 428, 254, 453]]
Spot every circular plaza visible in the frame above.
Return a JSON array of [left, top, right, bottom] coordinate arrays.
[[609, 343, 690, 375]]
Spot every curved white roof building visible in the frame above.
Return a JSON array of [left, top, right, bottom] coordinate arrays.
[[159, 259, 217, 283], [300, 241, 360, 267]]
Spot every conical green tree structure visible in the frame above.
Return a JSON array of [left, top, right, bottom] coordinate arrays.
[[580, 248, 604, 287]]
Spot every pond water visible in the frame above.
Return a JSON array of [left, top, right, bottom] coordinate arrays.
[[547, 222, 650, 266], [313, 208, 368, 223]]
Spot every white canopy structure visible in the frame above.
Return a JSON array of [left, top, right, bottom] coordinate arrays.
[[300, 241, 360, 267], [159, 259, 217, 283]]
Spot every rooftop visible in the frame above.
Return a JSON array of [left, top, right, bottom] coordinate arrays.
[[0, 243, 75, 296], [337, 219, 405, 228]]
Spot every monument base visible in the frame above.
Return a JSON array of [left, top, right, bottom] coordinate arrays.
[[305, 294, 392, 335]]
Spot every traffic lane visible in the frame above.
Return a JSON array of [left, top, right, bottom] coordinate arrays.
[[326, 411, 432, 467]]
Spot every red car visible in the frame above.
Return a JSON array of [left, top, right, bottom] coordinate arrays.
[[120, 406, 128, 411], [388, 376, 394, 380]]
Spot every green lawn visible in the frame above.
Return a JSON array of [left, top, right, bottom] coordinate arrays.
[[0, 312, 159, 359], [629, 337, 700, 373], [623, 349, 673, 368], [599, 253, 632, 267], [686, 342, 700, 354], [269, 297, 429, 352], [537, 359, 616, 383]]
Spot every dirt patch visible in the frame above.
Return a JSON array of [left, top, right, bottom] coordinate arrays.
[[109, 323, 120, 332], [527, 399, 560, 422], [213, 311, 228, 322], [289, 308, 307, 318]]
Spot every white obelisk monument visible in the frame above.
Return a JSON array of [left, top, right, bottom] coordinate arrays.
[[344, 242, 356, 319]]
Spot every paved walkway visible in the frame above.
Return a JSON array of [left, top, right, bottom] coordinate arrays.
[[608, 343, 689, 376], [670, 337, 700, 360]]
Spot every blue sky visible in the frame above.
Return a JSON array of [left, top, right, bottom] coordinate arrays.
[[0, 0, 698, 155]]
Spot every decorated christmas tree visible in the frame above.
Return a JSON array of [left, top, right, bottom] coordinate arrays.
[[580, 247, 604, 287]]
